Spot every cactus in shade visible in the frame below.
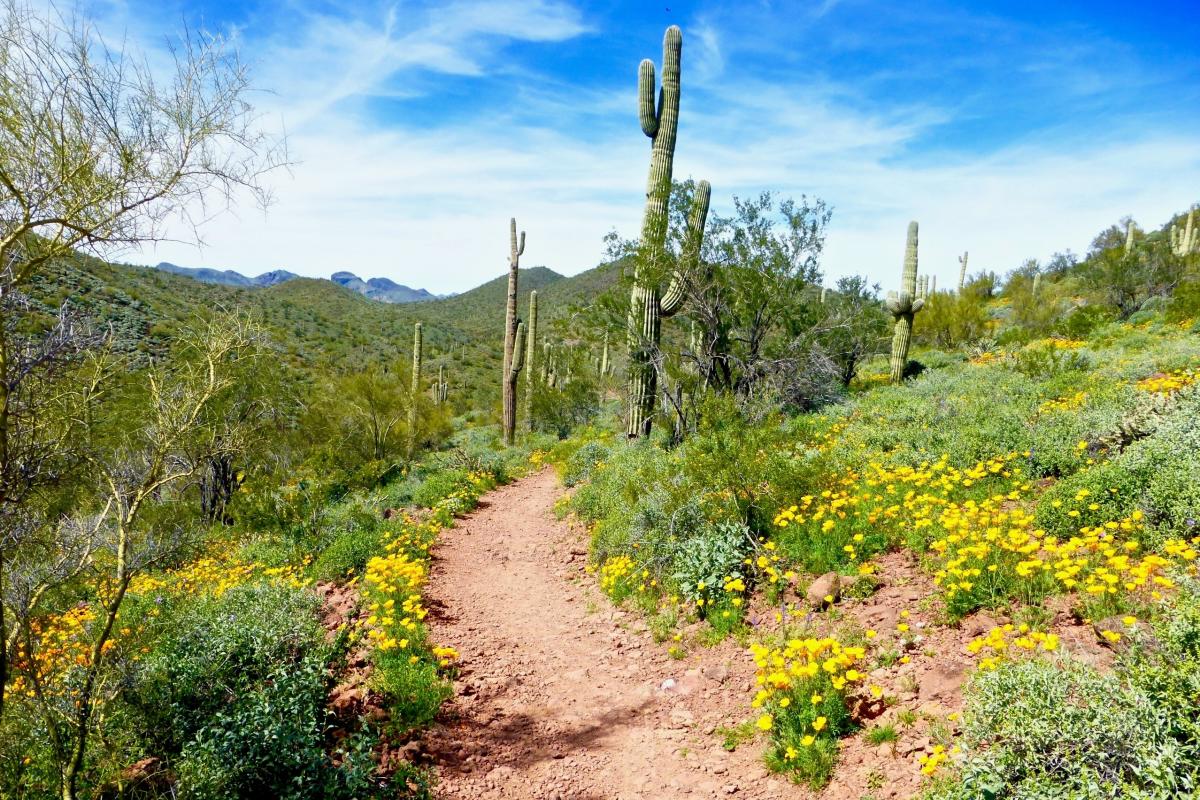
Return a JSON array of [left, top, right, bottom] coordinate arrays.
[[885, 222, 925, 384], [407, 322, 423, 457], [1171, 209, 1197, 256], [523, 290, 538, 432], [958, 252, 969, 292], [502, 218, 526, 446], [627, 25, 712, 440]]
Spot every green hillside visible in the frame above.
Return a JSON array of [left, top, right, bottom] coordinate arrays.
[[32, 253, 621, 420]]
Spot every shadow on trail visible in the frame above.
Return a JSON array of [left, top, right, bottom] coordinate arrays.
[[425, 697, 656, 774]]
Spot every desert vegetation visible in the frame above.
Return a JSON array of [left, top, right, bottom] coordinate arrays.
[[2, 3, 1199, 800]]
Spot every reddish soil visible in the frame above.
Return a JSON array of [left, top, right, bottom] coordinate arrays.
[[416, 469, 1111, 800]]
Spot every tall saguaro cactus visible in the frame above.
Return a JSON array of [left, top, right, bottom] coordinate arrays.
[[502, 218, 526, 445], [408, 322, 423, 457], [1124, 220, 1136, 256], [523, 290, 538, 433], [958, 252, 969, 292], [627, 25, 711, 439], [885, 222, 925, 384]]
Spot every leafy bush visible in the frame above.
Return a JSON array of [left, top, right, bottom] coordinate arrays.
[[561, 440, 611, 487], [1123, 577, 1200, 750], [930, 659, 1183, 800], [671, 520, 752, 615], [122, 583, 382, 798], [1012, 342, 1092, 380]]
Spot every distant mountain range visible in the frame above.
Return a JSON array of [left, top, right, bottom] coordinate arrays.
[[153, 262, 442, 304]]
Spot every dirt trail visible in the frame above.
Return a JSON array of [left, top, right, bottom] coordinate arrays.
[[419, 468, 799, 800]]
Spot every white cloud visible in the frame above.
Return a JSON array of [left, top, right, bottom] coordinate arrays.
[[128, 2, 1199, 296]]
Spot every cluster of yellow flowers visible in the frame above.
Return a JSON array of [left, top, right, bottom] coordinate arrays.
[[751, 637, 867, 700], [361, 514, 457, 668], [966, 623, 1060, 670], [933, 498, 1198, 616], [1034, 338, 1086, 350], [598, 554, 636, 596], [1037, 391, 1088, 415], [129, 552, 308, 599], [969, 350, 1005, 366], [363, 547, 428, 654], [1135, 367, 1200, 395], [6, 606, 97, 700], [918, 745, 954, 776], [774, 454, 1025, 578]]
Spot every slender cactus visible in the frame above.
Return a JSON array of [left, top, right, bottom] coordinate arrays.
[[1171, 209, 1197, 256], [407, 322, 422, 457], [523, 290, 538, 433], [1031, 273, 1041, 297], [958, 252, 968, 292], [1124, 220, 1136, 256], [627, 25, 711, 439], [930, 275, 936, 295], [435, 363, 448, 405], [885, 222, 925, 384], [502, 218, 525, 445], [820, 286, 828, 304], [600, 331, 610, 377]]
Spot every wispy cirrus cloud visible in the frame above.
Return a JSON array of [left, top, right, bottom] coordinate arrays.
[[86, 0, 1200, 294]]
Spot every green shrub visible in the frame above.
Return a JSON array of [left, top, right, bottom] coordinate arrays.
[[1123, 577, 1200, 750], [671, 521, 752, 617], [411, 468, 470, 508], [929, 659, 1183, 800], [123, 583, 382, 799], [371, 652, 452, 733], [561, 440, 611, 487], [313, 523, 384, 582]]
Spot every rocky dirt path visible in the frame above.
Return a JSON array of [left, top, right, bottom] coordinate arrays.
[[418, 468, 799, 800]]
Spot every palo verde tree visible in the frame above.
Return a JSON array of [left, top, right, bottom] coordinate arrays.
[[9, 315, 265, 800], [502, 219, 526, 445], [626, 25, 711, 439], [0, 0, 283, 726]]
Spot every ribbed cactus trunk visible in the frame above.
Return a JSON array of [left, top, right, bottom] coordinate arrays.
[[523, 290, 538, 433], [1031, 273, 1041, 297], [502, 219, 525, 446], [435, 364, 448, 405], [820, 286, 828, 304], [408, 322, 423, 458], [600, 331, 610, 377], [1125, 220, 1136, 256], [626, 25, 710, 440], [886, 222, 924, 384], [958, 252, 968, 292], [1173, 209, 1197, 256]]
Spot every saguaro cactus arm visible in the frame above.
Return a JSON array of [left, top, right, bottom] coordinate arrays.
[[638, 60, 659, 137], [512, 323, 526, 375], [660, 180, 711, 318], [958, 252, 968, 292]]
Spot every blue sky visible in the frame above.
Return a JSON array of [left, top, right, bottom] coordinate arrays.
[[79, 0, 1200, 293]]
